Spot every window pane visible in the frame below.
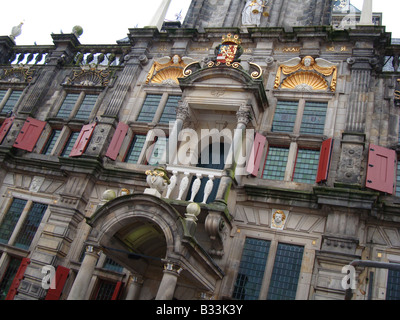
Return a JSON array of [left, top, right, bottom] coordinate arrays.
[[124, 134, 146, 164], [136, 94, 162, 123], [95, 281, 116, 300], [75, 94, 98, 120], [300, 101, 327, 135], [262, 147, 289, 181], [148, 137, 168, 165], [2, 91, 22, 114], [159, 95, 181, 124], [0, 199, 27, 245], [103, 257, 124, 273], [293, 149, 320, 184], [267, 243, 304, 300], [42, 129, 61, 155], [14, 202, 47, 250], [386, 268, 400, 300], [272, 101, 298, 133], [0, 257, 21, 300], [396, 162, 400, 197], [61, 131, 80, 157], [233, 238, 271, 300], [57, 94, 79, 118]]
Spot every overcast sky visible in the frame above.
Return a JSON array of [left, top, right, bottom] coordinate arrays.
[[0, 0, 398, 46]]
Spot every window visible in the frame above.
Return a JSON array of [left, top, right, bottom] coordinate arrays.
[[0, 257, 21, 300], [60, 131, 80, 157], [56, 93, 98, 120], [148, 136, 168, 165], [42, 129, 61, 155], [293, 149, 320, 184], [386, 268, 400, 300], [124, 134, 147, 164], [0, 90, 22, 114], [0, 199, 47, 250], [103, 257, 124, 273], [272, 101, 298, 133], [262, 146, 289, 181], [13, 202, 47, 250], [159, 95, 181, 124], [0, 199, 27, 245], [57, 93, 80, 118], [136, 94, 162, 123], [233, 238, 305, 300], [267, 243, 304, 300], [233, 238, 271, 300], [75, 94, 98, 120], [396, 162, 400, 197], [300, 101, 327, 135]]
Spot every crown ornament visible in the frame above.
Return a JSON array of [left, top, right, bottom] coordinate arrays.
[[221, 34, 242, 45]]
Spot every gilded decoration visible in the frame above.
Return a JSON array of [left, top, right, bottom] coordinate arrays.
[[0, 66, 33, 83], [146, 55, 195, 85], [274, 56, 338, 92], [64, 66, 110, 87]]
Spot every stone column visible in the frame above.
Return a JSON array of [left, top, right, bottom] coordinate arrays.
[[67, 245, 101, 300], [217, 104, 251, 200], [155, 263, 183, 300], [169, 100, 190, 164], [125, 275, 143, 300]]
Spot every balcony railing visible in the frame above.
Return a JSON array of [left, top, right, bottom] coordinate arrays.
[[165, 165, 224, 204]]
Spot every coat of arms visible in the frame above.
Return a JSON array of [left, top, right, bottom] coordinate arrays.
[[213, 34, 243, 66]]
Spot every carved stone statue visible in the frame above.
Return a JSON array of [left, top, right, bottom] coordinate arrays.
[[242, 0, 268, 26]]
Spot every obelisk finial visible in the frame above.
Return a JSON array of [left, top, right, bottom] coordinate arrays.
[[147, 0, 172, 31]]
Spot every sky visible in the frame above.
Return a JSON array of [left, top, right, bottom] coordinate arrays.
[[0, 0, 398, 46]]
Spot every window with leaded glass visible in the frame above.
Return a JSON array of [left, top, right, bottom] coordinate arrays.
[[14, 202, 47, 250], [267, 243, 304, 300], [148, 136, 168, 165], [233, 238, 271, 300], [42, 129, 61, 155], [0, 91, 22, 114], [0, 257, 21, 300], [94, 280, 117, 300], [57, 93, 80, 118], [136, 94, 162, 123], [262, 146, 289, 180], [0, 198, 27, 245], [272, 101, 298, 133], [293, 149, 320, 184], [103, 257, 124, 273], [159, 95, 181, 124], [124, 134, 146, 164], [386, 268, 400, 300], [61, 131, 80, 157], [300, 101, 327, 135], [75, 94, 98, 120]]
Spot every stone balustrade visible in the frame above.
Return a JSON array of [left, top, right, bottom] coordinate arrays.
[[165, 165, 223, 204]]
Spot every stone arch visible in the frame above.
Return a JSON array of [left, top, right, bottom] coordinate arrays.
[[86, 193, 186, 274]]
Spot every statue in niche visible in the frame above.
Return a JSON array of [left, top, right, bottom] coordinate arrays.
[[242, 0, 269, 27]]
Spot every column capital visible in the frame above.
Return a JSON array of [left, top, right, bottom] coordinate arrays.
[[236, 104, 251, 126], [163, 262, 183, 276], [176, 100, 190, 121]]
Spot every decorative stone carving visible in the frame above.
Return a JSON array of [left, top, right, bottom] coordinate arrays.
[[274, 56, 338, 92], [236, 104, 251, 125], [145, 168, 170, 198], [64, 65, 110, 87], [205, 212, 226, 256], [0, 66, 33, 83], [271, 209, 289, 230]]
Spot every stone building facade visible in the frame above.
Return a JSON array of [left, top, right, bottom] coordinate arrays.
[[0, 0, 400, 301]]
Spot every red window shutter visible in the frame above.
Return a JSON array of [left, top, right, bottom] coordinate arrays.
[[0, 116, 14, 144], [316, 138, 334, 183], [69, 123, 97, 157], [366, 144, 396, 194], [111, 281, 123, 300], [5, 258, 30, 300], [246, 132, 267, 176], [13, 117, 46, 152], [45, 266, 70, 300], [105, 122, 129, 161]]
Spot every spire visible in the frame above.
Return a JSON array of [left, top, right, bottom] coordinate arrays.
[[147, 0, 172, 31], [359, 0, 373, 25]]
